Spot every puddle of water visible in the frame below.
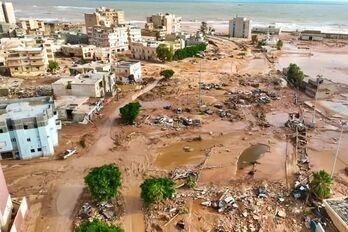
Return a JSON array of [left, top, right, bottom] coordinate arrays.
[[155, 139, 220, 170], [139, 100, 171, 109], [319, 100, 348, 118], [237, 144, 270, 170]]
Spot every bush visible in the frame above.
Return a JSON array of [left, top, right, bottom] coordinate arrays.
[[140, 177, 176, 205], [160, 69, 175, 79], [310, 170, 334, 200], [75, 219, 124, 232], [186, 175, 197, 188], [48, 60, 59, 73], [84, 164, 122, 202], [251, 35, 258, 44], [119, 102, 141, 125], [173, 43, 207, 60], [287, 63, 304, 87]]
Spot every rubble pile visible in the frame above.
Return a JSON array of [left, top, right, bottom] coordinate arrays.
[[153, 115, 201, 128], [145, 182, 307, 232], [74, 198, 124, 228], [285, 113, 311, 199], [225, 89, 279, 109], [200, 83, 223, 90]]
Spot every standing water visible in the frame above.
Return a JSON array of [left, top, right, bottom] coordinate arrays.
[[237, 144, 270, 170]]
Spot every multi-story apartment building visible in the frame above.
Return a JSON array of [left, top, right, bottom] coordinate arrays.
[[0, 97, 61, 160], [52, 72, 116, 98], [87, 26, 128, 53], [126, 25, 142, 44], [17, 19, 45, 36], [5, 47, 49, 77], [145, 13, 181, 35], [85, 7, 125, 28], [1, 2, 15, 24], [61, 44, 96, 60], [229, 17, 251, 39]]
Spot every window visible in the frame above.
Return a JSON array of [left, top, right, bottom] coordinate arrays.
[[11, 138, 16, 142], [27, 138, 31, 142], [24, 125, 28, 129], [30, 149, 35, 153], [0, 129, 2, 133], [37, 148, 42, 152]]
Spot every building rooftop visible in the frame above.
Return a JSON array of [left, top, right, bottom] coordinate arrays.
[[0, 100, 52, 121], [55, 96, 100, 115], [8, 47, 44, 52], [116, 60, 140, 68], [54, 72, 107, 86]]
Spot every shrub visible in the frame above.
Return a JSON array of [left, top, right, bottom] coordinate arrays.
[[84, 164, 122, 201], [156, 44, 173, 62], [140, 177, 176, 205], [48, 60, 59, 73], [160, 69, 175, 79]]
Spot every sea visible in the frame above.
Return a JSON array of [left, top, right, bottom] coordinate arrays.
[[10, 0, 348, 33]]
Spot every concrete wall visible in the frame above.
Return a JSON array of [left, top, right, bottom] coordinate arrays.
[[0, 167, 13, 232], [9, 197, 28, 232]]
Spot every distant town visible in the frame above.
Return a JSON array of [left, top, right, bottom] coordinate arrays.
[[0, 2, 347, 232]]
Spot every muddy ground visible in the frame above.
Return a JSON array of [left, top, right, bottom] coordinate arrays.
[[1, 36, 348, 232]]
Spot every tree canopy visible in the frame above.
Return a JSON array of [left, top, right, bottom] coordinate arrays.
[[84, 164, 122, 202], [287, 63, 304, 87], [276, 39, 283, 50], [48, 60, 59, 73], [310, 170, 334, 200], [119, 101, 141, 125], [156, 44, 173, 62], [75, 219, 124, 232], [140, 177, 176, 205], [160, 69, 175, 79], [173, 43, 207, 60], [251, 35, 258, 44]]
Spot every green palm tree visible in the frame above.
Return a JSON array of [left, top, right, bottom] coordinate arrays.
[[310, 170, 334, 200]]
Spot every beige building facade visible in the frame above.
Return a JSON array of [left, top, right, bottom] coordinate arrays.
[[85, 7, 125, 28], [5, 47, 49, 77], [145, 13, 181, 35], [61, 44, 96, 60]]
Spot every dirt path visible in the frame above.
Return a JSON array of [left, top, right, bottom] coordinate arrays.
[[32, 80, 160, 232]]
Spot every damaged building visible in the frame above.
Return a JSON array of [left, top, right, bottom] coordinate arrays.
[[54, 96, 103, 124], [52, 72, 116, 98]]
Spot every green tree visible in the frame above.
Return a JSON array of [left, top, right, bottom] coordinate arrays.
[[48, 60, 59, 73], [310, 170, 334, 200], [160, 69, 175, 79], [287, 63, 304, 87], [140, 177, 176, 205], [200, 21, 208, 36], [119, 101, 141, 125], [75, 219, 124, 232], [276, 39, 283, 50], [156, 44, 173, 62], [173, 43, 207, 60], [251, 35, 258, 44], [84, 164, 122, 202]]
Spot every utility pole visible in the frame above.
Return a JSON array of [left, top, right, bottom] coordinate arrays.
[[331, 120, 346, 177], [198, 58, 203, 108], [312, 75, 323, 126]]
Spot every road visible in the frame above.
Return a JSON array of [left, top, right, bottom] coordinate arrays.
[[30, 80, 160, 232]]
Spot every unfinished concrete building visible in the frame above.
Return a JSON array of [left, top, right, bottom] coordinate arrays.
[[52, 72, 116, 98]]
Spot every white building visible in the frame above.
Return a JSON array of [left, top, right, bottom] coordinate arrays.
[[126, 25, 142, 43], [229, 17, 251, 39], [113, 60, 141, 83], [0, 97, 61, 160], [61, 44, 96, 60], [52, 72, 116, 98], [87, 26, 128, 53]]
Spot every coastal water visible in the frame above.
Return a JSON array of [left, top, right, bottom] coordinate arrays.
[[11, 0, 348, 33]]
